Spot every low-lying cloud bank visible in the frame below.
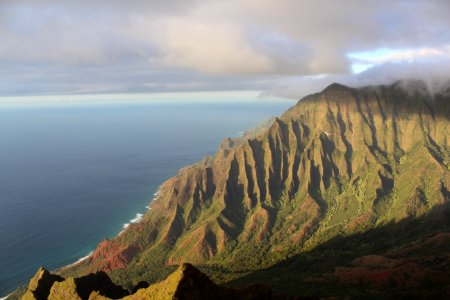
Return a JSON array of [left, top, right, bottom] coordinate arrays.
[[267, 58, 450, 99]]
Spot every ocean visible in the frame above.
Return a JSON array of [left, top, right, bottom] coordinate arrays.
[[0, 95, 294, 296]]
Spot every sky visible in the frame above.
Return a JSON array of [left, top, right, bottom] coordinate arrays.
[[0, 0, 449, 99]]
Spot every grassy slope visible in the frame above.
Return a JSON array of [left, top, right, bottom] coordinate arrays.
[[11, 81, 444, 300]]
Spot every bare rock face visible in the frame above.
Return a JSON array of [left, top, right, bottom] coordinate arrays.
[[88, 240, 140, 272], [21, 268, 129, 300], [22, 264, 301, 300], [48, 278, 82, 300], [21, 268, 63, 300]]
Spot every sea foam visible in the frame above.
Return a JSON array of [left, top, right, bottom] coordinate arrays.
[[75, 251, 93, 264], [122, 212, 144, 230], [130, 213, 143, 223], [63, 251, 93, 269]]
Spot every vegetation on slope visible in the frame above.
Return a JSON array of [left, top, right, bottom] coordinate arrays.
[[62, 81, 450, 290], [12, 80, 449, 299]]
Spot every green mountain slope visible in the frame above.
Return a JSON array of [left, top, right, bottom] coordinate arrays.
[[13, 80, 449, 299]]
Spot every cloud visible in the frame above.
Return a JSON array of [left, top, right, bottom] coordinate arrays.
[[0, 0, 449, 95], [144, 17, 274, 74], [266, 57, 450, 99]]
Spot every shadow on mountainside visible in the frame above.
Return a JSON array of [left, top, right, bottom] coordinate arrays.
[[15, 203, 450, 300], [294, 81, 450, 122], [226, 201, 450, 299]]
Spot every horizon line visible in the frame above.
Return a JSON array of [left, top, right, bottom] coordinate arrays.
[[0, 90, 296, 107]]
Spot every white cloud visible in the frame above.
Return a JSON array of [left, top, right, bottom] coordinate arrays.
[[144, 17, 274, 74], [0, 0, 449, 95], [267, 58, 450, 99]]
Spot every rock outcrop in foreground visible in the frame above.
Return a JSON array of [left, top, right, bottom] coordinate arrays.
[[22, 264, 304, 300]]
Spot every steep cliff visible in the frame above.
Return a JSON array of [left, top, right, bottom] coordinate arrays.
[[54, 81, 450, 298]]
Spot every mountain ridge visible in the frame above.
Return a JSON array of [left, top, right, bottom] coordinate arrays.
[[10, 80, 450, 299], [65, 81, 449, 281]]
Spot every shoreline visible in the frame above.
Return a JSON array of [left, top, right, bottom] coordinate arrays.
[[57, 187, 161, 272], [0, 195, 157, 296], [0, 102, 288, 299], [60, 251, 94, 270]]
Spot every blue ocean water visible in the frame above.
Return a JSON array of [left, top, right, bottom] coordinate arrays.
[[0, 97, 293, 296]]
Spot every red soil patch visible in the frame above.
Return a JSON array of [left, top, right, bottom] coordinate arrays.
[[89, 240, 139, 272]]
